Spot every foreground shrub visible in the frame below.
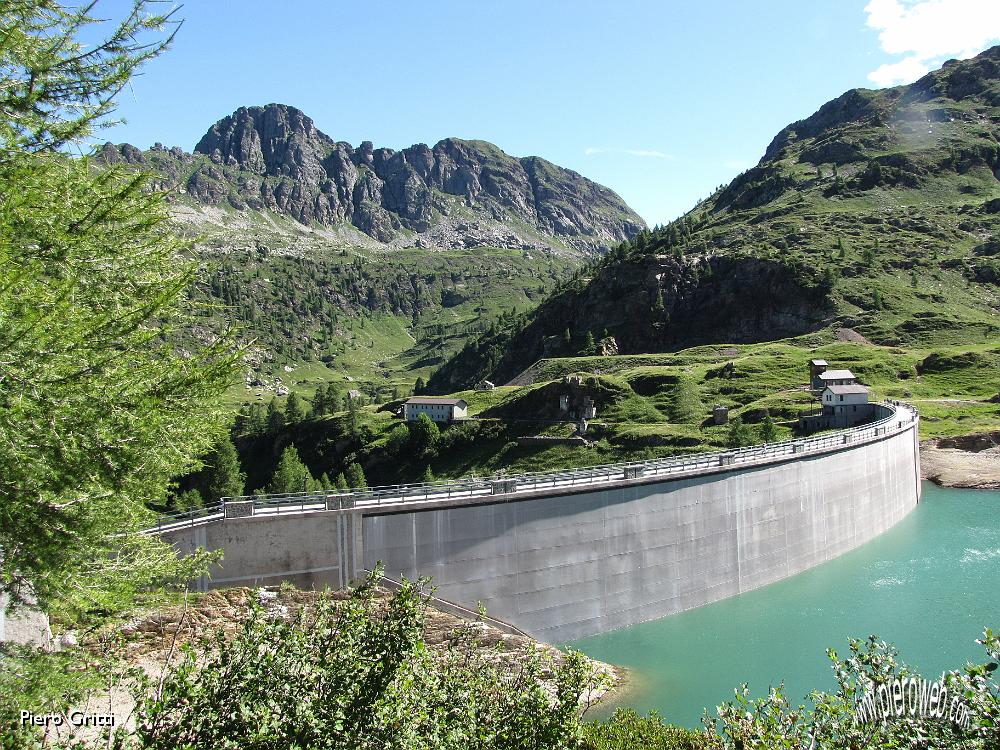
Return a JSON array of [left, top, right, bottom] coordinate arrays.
[[582, 708, 718, 749], [133, 569, 605, 750], [707, 629, 1000, 749]]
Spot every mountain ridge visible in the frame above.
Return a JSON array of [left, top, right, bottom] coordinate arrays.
[[99, 103, 645, 254]]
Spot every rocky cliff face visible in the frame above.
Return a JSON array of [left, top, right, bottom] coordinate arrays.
[[428, 253, 832, 391], [99, 104, 645, 253]]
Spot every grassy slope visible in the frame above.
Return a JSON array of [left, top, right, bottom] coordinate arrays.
[[426, 48, 1000, 392], [254, 336, 998, 492]]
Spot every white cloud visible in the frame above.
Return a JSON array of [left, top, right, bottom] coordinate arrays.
[[867, 56, 933, 87], [864, 0, 1000, 86], [584, 147, 674, 159]]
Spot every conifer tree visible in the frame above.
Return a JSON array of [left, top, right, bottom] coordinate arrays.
[[266, 396, 285, 434], [242, 402, 267, 437], [284, 392, 304, 424], [347, 395, 359, 436], [268, 445, 314, 494], [0, 0, 237, 610], [726, 417, 755, 448], [761, 413, 778, 443], [324, 382, 342, 414], [409, 413, 440, 457], [310, 387, 326, 418], [345, 462, 368, 490], [203, 438, 246, 501], [668, 374, 704, 423]]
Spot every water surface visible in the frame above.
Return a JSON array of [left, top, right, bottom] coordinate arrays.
[[568, 482, 1000, 727]]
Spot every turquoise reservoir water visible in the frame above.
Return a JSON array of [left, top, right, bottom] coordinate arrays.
[[568, 483, 1000, 728]]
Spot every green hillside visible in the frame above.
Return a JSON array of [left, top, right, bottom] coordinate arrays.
[[215, 337, 998, 499], [428, 47, 1000, 393]]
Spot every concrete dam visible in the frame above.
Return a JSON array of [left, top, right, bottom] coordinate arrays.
[[158, 402, 922, 641]]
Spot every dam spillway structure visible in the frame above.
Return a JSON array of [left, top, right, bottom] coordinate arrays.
[[156, 402, 922, 641]]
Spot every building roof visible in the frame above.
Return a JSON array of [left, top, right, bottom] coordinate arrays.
[[405, 397, 468, 407], [810, 359, 828, 366], [823, 384, 869, 395], [818, 369, 856, 380]]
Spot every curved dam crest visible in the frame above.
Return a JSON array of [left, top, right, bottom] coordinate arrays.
[[160, 405, 921, 641]]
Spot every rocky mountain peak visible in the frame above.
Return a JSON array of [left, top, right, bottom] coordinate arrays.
[[194, 103, 334, 184], [102, 104, 645, 253]]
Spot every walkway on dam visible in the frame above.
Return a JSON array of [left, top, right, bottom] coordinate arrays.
[[151, 401, 918, 535]]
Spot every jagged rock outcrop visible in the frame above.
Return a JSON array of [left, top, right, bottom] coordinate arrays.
[[99, 104, 645, 252]]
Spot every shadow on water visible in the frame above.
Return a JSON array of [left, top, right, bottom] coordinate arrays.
[[567, 482, 1000, 728]]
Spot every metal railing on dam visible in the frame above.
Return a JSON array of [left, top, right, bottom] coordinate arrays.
[[151, 400, 917, 534]]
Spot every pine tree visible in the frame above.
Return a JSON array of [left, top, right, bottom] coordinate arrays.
[[820, 266, 838, 292], [414, 377, 425, 395], [268, 445, 314, 494], [262, 394, 283, 432], [324, 383, 342, 414], [726, 417, 755, 448], [284, 392, 304, 424], [174, 489, 204, 512], [203, 438, 246, 501], [334, 472, 349, 491], [582, 331, 596, 355], [761, 414, 778, 443], [421, 465, 435, 483], [347, 396, 359, 437], [345, 462, 368, 490], [245, 402, 267, 437], [0, 0, 239, 610], [310, 387, 326, 418]]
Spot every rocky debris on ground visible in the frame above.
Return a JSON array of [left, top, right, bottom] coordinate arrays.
[[920, 431, 1000, 490], [94, 586, 621, 705], [835, 327, 873, 345]]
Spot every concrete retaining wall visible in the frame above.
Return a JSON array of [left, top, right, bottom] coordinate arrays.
[[164, 512, 362, 591], [162, 418, 920, 642], [363, 425, 920, 641]]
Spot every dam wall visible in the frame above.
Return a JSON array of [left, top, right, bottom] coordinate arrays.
[[364, 423, 920, 641], [160, 405, 921, 641]]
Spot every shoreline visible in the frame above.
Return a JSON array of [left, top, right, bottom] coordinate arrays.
[[920, 431, 1000, 491]]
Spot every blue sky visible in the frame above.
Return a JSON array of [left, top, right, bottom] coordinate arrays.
[[94, 0, 1000, 226]]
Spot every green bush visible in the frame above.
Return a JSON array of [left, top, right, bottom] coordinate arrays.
[[131, 570, 604, 750], [582, 708, 717, 749]]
